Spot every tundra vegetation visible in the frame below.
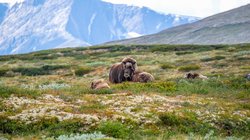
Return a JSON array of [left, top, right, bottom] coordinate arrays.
[[0, 44, 249, 140]]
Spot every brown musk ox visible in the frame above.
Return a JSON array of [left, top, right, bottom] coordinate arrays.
[[91, 79, 110, 90], [245, 73, 250, 80], [109, 57, 137, 83], [184, 72, 208, 80], [132, 71, 155, 83]]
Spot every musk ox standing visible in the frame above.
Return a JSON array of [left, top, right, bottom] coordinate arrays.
[[132, 71, 155, 83], [109, 57, 137, 83]]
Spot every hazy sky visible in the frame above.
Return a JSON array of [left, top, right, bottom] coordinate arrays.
[[104, 0, 250, 17], [1, 0, 250, 17]]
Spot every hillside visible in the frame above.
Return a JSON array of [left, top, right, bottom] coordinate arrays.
[[0, 0, 198, 55], [106, 4, 250, 45], [0, 44, 249, 139]]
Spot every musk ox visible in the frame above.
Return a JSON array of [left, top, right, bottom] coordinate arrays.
[[109, 57, 137, 83], [132, 71, 155, 83], [91, 79, 110, 90], [184, 72, 208, 80], [245, 73, 250, 80]]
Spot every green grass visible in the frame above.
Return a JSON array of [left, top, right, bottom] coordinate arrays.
[[178, 64, 201, 72], [159, 112, 214, 134], [0, 116, 89, 137], [97, 121, 131, 139], [160, 63, 175, 70], [201, 56, 226, 62], [74, 66, 93, 76], [0, 43, 249, 139], [0, 68, 9, 76], [113, 81, 176, 94], [0, 85, 41, 98]]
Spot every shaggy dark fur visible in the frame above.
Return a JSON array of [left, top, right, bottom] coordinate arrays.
[[245, 73, 250, 80], [184, 72, 208, 79], [109, 57, 137, 83], [185, 72, 200, 79]]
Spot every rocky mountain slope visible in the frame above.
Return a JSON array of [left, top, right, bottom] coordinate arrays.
[[106, 4, 250, 45], [0, 0, 198, 55]]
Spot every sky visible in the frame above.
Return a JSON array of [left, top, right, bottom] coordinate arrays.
[[1, 0, 250, 17], [104, 0, 250, 17]]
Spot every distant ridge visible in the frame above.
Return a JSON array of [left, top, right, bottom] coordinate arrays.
[[106, 4, 250, 45], [0, 0, 198, 55]]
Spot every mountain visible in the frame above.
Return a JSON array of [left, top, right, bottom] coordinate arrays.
[[106, 4, 250, 45], [0, 3, 8, 25], [0, 0, 198, 55]]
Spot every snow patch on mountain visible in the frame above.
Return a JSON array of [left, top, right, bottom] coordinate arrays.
[[126, 32, 142, 38], [0, 0, 199, 55], [88, 13, 97, 36]]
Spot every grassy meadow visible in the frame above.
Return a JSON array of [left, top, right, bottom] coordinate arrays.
[[0, 44, 249, 140]]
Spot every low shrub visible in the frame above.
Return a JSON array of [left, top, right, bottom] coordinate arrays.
[[237, 57, 249, 61], [201, 56, 226, 62], [215, 114, 250, 136], [0, 116, 87, 137], [212, 63, 228, 68], [85, 61, 109, 67], [97, 121, 130, 138], [0, 68, 9, 76], [79, 103, 106, 113], [39, 83, 71, 90], [175, 51, 194, 55], [11, 65, 69, 76], [113, 81, 176, 93], [69, 87, 113, 95], [178, 64, 201, 72], [176, 77, 250, 98], [74, 54, 89, 60], [223, 77, 250, 90], [159, 112, 213, 134], [75, 67, 93, 76], [41, 65, 69, 71], [56, 132, 109, 140], [12, 67, 49, 76], [160, 63, 175, 70], [0, 85, 41, 98], [234, 50, 250, 56]]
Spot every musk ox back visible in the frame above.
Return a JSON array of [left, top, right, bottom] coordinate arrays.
[[132, 71, 154, 83], [184, 72, 208, 80], [91, 79, 110, 90]]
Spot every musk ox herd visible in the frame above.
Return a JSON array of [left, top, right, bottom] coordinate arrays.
[[91, 57, 154, 90], [91, 57, 249, 90]]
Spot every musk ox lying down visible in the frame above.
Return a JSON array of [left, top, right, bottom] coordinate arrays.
[[245, 73, 250, 80], [184, 72, 208, 80], [109, 57, 137, 83], [91, 79, 110, 90], [132, 71, 155, 83], [124, 68, 154, 83]]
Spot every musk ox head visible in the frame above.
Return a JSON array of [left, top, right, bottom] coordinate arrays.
[[124, 68, 133, 81], [122, 57, 137, 71]]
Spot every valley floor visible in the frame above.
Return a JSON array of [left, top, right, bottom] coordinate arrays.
[[0, 44, 249, 139]]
